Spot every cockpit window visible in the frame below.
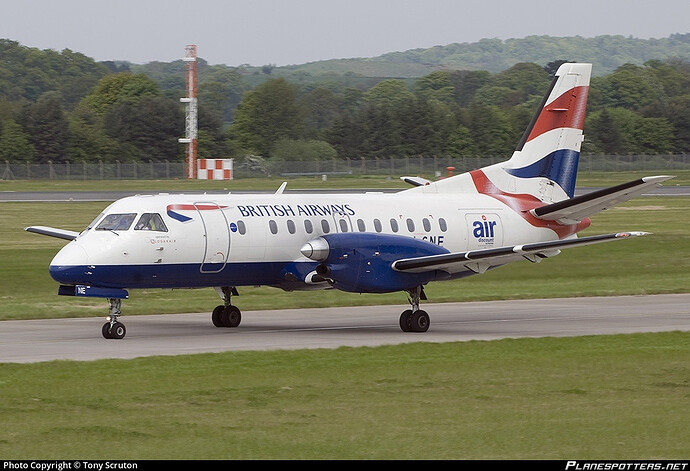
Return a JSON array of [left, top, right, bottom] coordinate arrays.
[[84, 213, 104, 232], [95, 213, 137, 231], [135, 213, 168, 232]]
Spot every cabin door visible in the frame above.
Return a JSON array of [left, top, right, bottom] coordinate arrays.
[[195, 202, 230, 273]]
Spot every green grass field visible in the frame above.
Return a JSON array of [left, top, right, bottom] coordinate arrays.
[[1, 175, 688, 459], [1, 332, 688, 459]]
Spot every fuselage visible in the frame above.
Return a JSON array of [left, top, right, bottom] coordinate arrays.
[[48, 188, 588, 293]]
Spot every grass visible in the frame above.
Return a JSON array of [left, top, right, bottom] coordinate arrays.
[[1, 332, 688, 459]]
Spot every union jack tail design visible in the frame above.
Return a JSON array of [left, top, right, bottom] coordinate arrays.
[[463, 63, 592, 204], [502, 62, 591, 200]]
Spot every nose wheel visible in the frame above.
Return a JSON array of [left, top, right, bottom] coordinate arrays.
[[102, 298, 126, 339]]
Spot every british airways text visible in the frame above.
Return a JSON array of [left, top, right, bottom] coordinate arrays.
[[237, 204, 356, 218]]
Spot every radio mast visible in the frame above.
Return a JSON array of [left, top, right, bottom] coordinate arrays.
[[179, 45, 198, 179]]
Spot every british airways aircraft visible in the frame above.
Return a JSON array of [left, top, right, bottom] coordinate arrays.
[[27, 63, 673, 339]]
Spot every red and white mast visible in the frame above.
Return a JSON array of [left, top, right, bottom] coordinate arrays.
[[179, 44, 198, 179]]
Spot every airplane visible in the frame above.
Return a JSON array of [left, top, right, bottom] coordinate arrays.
[[26, 62, 673, 339]]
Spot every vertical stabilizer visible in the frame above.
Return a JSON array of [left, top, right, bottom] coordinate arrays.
[[500, 62, 591, 200], [409, 63, 592, 202]]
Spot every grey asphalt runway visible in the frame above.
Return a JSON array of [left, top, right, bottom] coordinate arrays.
[[1, 294, 688, 363]]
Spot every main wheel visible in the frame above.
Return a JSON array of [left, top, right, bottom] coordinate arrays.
[[410, 310, 430, 332], [399, 309, 413, 332], [212, 305, 224, 327], [102, 322, 112, 339], [221, 305, 241, 328]]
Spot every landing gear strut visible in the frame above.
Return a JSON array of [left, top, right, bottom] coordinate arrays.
[[399, 286, 430, 332], [212, 286, 241, 328], [102, 298, 126, 339]]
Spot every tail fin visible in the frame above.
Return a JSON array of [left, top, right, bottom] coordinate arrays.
[[410, 63, 592, 202], [501, 62, 591, 200]]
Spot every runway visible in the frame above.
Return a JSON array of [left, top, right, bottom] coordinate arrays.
[[1, 294, 688, 363]]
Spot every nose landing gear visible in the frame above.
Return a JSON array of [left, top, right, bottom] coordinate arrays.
[[102, 298, 126, 339]]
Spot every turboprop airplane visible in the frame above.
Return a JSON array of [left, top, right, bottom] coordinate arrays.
[[26, 62, 673, 339]]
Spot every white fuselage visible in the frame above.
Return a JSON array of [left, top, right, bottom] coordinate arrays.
[[49, 188, 578, 293]]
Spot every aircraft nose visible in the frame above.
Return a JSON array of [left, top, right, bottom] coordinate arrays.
[[300, 237, 330, 261], [49, 242, 89, 284]]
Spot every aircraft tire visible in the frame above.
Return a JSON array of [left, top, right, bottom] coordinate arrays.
[[222, 306, 241, 328], [102, 322, 112, 339], [212, 305, 224, 327], [410, 310, 430, 332], [399, 309, 413, 332], [110, 322, 126, 339]]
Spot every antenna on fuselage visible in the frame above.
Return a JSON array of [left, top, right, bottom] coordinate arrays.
[[275, 182, 288, 194]]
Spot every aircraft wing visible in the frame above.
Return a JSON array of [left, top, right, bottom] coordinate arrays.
[[25, 226, 79, 241], [392, 231, 649, 275], [530, 175, 674, 224]]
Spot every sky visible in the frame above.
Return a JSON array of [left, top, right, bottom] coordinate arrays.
[[2, 0, 689, 66]]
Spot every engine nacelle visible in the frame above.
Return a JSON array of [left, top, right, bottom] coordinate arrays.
[[300, 233, 449, 293]]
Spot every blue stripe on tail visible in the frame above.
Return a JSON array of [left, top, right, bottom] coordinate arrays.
[[505, 149, 579, 198]]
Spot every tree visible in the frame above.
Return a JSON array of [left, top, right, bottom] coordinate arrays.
[[465, 103, 515, 156], [18, 91, 70, 163], [82, 72, 160, 115], [0, 119, 35, 161], [104, 96, 183, 161], [585, 108, 627, 154], [414, 71, 455, 104], [363, 80, 414, 108], [229, 78, 305, 156]]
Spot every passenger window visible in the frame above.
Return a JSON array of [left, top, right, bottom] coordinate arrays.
[[374, 219, 382, 233], [304, 220, 314, 234], [321, 219, 330, 233], [135, 213, 168, 232], [439, 218, 448, 232], [390, 218, 398, 232], [357, 219, 366, 232], [406, 218, 415, 232], [96, 213, 137, 231], [338, 219, 348, 232], [423, 218, 431, 232], [237, 220, 247, 235], [269, 220, 278, 234], [287, 220, 296, 234]]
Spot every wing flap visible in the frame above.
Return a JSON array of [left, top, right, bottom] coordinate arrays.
[[530, 175, 673, 224], [392, 232, 649, 274]]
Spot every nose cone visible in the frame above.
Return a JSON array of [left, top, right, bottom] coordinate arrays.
[[300, 237, 330, 261], [49, 242, 89, 284]]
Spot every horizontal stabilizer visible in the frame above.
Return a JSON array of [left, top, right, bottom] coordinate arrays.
[[530, 175, 674, 224], [25, 226, 79, 241], [401, 176, 432, 187], [392, 231, 650, 274]]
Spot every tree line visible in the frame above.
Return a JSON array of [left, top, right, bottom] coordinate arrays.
[[1, 39, 689, 167]]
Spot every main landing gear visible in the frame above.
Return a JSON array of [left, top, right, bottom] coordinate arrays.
[[212, 286, 242, 328], [102, 298, 126, 339], [399, 286, 430, 332]]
